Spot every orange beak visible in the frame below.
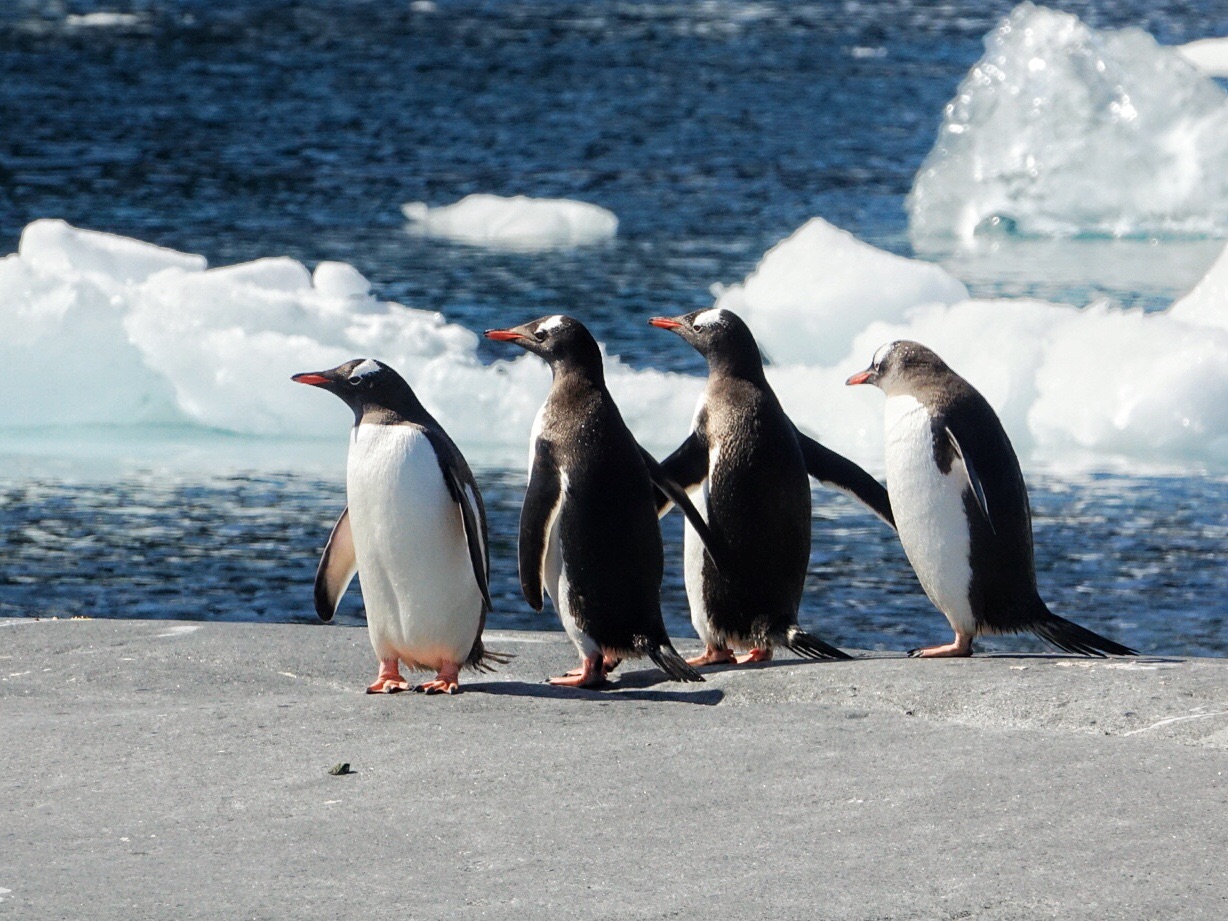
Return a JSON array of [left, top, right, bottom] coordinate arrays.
[[291, 372, 331, 386], [648, 317, 683, 330], [845, 371, 872, 386], [484, 329, 525, 342]]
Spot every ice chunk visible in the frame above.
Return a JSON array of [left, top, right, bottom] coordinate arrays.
[[908, 3, 1228, 241], [1177, 38, 1228, 78], [312, 262, 372, 299], [713, 217, 967, 366], [19, 219, 205, 284], [1, 218, 1225, 470], [401, 194, 618, 250], [1169, 238, 1228, 332], [65, 13, 143, 28]]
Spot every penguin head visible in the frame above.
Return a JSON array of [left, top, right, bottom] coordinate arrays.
[[648, 308, 764, 378], [484, 315, 603, 376], [292, 358, 419, 422], [846, 340, 950, 396]]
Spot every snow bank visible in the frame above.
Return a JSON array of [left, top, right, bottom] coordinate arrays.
[[2, 217, 1225, 470], [908, 3, 1228, 241], [401, 194, 618, 250]]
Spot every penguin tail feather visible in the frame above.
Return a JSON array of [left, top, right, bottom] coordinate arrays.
[[784, 626, 852, 661], [1030, 606, 1136, 657], [466, 640, 516, 673], [643, 641, 705, 683]]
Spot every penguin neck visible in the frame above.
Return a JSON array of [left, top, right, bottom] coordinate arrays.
[[550, 358, 606, 391], [353, 381, 434, 427], [705, 350, 768, 387]]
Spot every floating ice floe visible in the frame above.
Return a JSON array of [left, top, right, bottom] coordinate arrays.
[[401, 194, 618, 250], [64, 12, 144, 28], [0, 219, 687, 465], [1177, 38, 1228, 79], [1, 217, 1225, 470], [907, 3, 1228, 241], [712, 218, 968, 366]]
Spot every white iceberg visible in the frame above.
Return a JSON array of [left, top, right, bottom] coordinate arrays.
[[0, 219, 686, 465], [907, 3, 1228, 241], [1177, 38, 1228, 78], [1, 217, 1225, 470], [401, 194, 618, 250], [713, 217, 968, 366]]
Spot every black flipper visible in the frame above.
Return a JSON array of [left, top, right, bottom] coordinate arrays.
[[783, 625, 853, 661], [1030, 604, 1137, 657], [635, 636, 705, 683], [519, 439, 563, 612], [423, 428, 494, 614], [313, 506, 357, 623], [795, 429, 895, 529], [944, 426, 993, 534], [655, 431, 709, 515], [639, 445, 729, 573]]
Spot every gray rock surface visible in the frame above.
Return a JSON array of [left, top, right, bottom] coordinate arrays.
[[2, 618, 1226, 920]]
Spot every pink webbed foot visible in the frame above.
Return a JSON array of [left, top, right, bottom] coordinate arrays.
[[687, 645, 736, 667], [415, 663, 461, 695], [734, 647, 773, 665], [549, 653, 607, 688], [563, 655, 621, 678], [367, 659, 410, 694], [909, 633, 974, 658]]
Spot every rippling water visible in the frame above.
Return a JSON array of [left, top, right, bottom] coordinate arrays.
[[2, 470, 1223, 656], [1, 0, 1225, 654]]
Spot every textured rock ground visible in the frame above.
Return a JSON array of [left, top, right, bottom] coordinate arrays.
[[2, 618, 1226, 920]]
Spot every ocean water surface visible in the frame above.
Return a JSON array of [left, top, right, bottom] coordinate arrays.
[[1, 0, 1225, 655]]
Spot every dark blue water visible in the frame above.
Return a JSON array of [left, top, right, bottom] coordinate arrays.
[[1, 0, 1226, 654]]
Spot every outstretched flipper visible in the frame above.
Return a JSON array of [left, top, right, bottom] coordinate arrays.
[[654, 430, 709, 515], [796, 429, 894, 528], [314, 506, 358, 622], [519, 439, 563, 612], [639, 445, 728, 573]]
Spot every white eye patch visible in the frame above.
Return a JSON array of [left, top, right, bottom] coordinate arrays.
[[872, 341, 896, 368], [693, 308, 724, 328], [350, 359, 381, 379], [538, 315, 566, 334]]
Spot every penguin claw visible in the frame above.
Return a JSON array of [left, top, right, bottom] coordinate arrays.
[[414, 680, 459, 695], [365, 678, 410, 693], [908, 638, 974, 658]]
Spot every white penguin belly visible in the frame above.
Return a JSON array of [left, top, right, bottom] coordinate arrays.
[[346, 425, 482, 670], [540, 471, 598, 657], [883, 396, 977, 635]]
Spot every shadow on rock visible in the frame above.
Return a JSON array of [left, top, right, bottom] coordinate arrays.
[[466, 677, 724, 706]]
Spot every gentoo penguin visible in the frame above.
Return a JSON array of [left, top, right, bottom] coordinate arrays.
[[847, 340, 1136, 657], [649, 308, 895, 666], [292, 358, 507, 693], [484, 315, 721, 688]]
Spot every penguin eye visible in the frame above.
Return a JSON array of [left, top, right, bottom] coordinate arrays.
[[533, 330, 548, 342], [347, 375, 363, 386]]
